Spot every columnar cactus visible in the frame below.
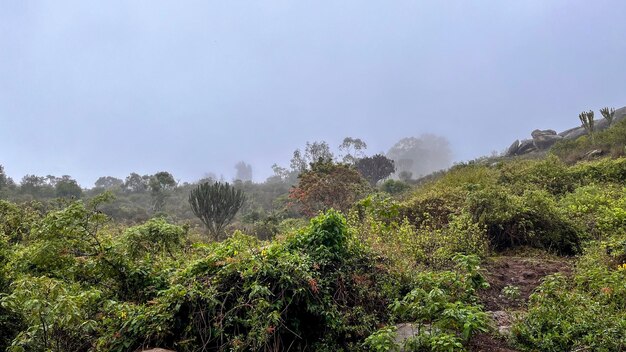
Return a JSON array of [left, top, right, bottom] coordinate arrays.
[[600, 107, 616, 126], [579, 110, 595, 142], [189, 182, 246, 240]]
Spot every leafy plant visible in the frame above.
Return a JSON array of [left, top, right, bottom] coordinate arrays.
[[502, 285, 520, 300], [368, 255, 490, 352], [122, 218, 187, 259], [1, 276, 102, 352], [97, 210, 398, 352], [363, 326, 399, 352], [380, 179, 411, 195], [289, 161, 369, 216]]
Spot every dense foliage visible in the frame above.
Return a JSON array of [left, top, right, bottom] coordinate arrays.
[[289, 162, 369, 217], [2, 124, 626, 351]]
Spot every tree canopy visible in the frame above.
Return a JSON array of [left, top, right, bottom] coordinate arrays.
[[355, 154, 395, 186], [289, 161, 369, 216]]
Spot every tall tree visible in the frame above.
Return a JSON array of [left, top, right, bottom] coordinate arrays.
[[55, 175, 82, 198], [270, 164, 290, 181], [94, 176, 124, 189], [289, 161, 369, 216], [290, 149, 308, 173], [123, 173, 148, 193], [305, 141, 334, 164], [355, 154, 395, 186], [234, 161, 253, 182], [387, 134, 452, 179], [0, 165, 13, 198], [339, 137, 367, 164], [189, 182, 246, 240], [149, 171, 176, 212], [289, 141, 334, 173], [0, 165, 7, 193], [20, 175, 54, 198]]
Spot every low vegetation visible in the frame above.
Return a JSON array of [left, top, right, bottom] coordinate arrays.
[[1, 120, 626, 351]]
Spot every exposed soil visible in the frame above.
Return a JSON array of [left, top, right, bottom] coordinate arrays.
[[469, 333, 520, 352], [469, 255, 573, 352], [479, 256, 572, 311]]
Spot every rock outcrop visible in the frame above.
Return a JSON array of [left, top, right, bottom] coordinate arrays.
[[531, 129, 562, 150], [504, 105, 626, 157]]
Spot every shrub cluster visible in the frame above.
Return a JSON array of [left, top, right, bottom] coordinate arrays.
[[512, 235, 626, 351]]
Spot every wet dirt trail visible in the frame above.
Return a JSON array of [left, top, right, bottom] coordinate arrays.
[[469, 255, 572, 352]]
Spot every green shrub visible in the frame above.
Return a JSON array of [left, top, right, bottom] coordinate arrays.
[[552, 118, 626, 162], [559, 184, 626, 240], [512, 234, 626, 351], [468, 188, 581, 255], [497, 156, 575, 195], [367, 255, 490, 352], [380, 179, 411, 195], [0, 200, 41, 243], [97, 211, 399, 352], [408, 213, 489, 268], [0, 233, 24, 351], [513, 264, 626, 350], [364, 326, 399, 352], [569, 157, 626, 185], [122, 218, 187, 259], [8, 200, 111, 280], [400, 187, 466, 229], [1, 276, 102, 352], [354, 194, 488, 270], [285, 209, 352, 264], [400, 164, 499, 228]]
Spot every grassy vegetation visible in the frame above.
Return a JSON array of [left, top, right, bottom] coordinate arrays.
[[2, 123, 626, 351], [552, 117, 626, 162]]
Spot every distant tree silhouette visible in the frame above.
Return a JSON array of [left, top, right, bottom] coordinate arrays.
[[234, 161, 253, 182], [355, 154, 395, 186], [149, 171, 176, 212], [339, 137, 367, 164]]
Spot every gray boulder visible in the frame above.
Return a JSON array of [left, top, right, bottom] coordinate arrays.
[[531, 129, 557, 138], [614, 106, 626, 122], [517, 139, 537, 154], [505, 140, 520, 156], [532, 129, 562, 149], [504, 105, 625, 157], [558, 126, 586, 139], [595, 118, 611, 132]]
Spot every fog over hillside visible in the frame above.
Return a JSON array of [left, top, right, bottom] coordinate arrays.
[[1, 1, 626, 186]]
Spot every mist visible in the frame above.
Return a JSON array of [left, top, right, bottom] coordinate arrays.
[[1, 1, 626, 186]]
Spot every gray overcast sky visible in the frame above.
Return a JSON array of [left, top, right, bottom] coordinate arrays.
[[1, 1, 625, 186]]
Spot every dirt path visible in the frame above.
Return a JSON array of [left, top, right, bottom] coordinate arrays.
[[469, 255, 572, 352]]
